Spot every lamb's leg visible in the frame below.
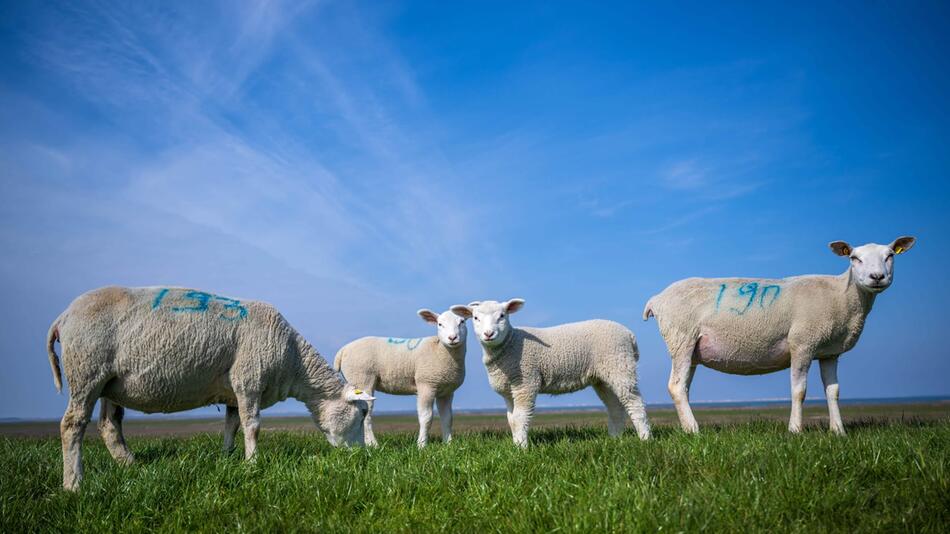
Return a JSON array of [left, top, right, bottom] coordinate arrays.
[[416, 387, 436, 448], [363, 392, 379, 447], [510, 391, 536, 448], [819, 356, 845, 435], [613, 382, 652, 441], [593, 384, 626, 437], [503, 394, 515, 434], [436, 392, 454, 443], [61, 395, 97, 491], [98, 399, 134, 465], [788, 353, 813, 433], [223, 406, 240, 454], [668, 354, 699, 433], [236, 395, 261, 460]]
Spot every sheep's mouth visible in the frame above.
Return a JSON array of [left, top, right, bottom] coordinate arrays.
[[446, 341, 462, 348], [865, 283, 888, 292]]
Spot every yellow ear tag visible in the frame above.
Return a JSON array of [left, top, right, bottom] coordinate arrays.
[[895, 247, 904, 255], [354, 389, 363, 394]]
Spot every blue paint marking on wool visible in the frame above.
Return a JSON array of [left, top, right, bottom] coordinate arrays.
[[152, 288, 248, 321], [151, 288, 169, 309]]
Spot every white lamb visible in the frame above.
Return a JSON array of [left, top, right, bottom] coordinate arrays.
[[451, 299, 651, 447], [334, 308, 467, 447], [643, 236, 916, 435], [46, 286, 373, 491]]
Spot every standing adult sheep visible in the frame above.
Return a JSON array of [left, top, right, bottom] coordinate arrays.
[[451, 299, 651, 447], [643, 237, 916, 435], [334, 308, 468, 448], [47, 286, 373, 491]]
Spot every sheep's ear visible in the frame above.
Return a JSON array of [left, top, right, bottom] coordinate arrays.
[[829, 241, 852, 257], [505, 298, 525, 314], [889, 236, 916, 255], [467, 301, 480, 307], [346, 387, 375, 402], [417, 309, 439, 324], [450, 305, 473, 319]]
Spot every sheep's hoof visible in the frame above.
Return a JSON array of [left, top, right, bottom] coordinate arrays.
[[116, 454, 135, 466], [62, 480, 80, 492]]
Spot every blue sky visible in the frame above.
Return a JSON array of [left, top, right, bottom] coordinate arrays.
[[1, 1, 948, 420]]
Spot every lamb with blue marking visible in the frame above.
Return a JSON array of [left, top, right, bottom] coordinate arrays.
[[333, 308, 468, 447]]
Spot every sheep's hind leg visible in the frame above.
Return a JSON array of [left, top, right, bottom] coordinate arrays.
[[61, 394, 98, 491], [98, 399, 134, 465], [668, 349, 699, 434], [593, 383, 626, 437], [416, 386, 436, 448], [788, 351, 814, 433], [436, 392, 454, 443], [819, 356, 845, 435], [223, 406, 240, 454]]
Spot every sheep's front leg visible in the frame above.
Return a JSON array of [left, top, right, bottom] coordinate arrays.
[[436, 392, 454, 443], [237, 396, 261, 460], [510, 392, 536, 448], [820, 357, 845, 435], [788, 353, 813, 433], [223, 406, 240, 454], [416, 387, 436, 448], [363, 393, 379, 447]]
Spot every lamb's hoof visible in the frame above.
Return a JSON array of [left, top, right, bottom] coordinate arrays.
[[788, 425, 803, 434], [63, 480, 80, 492], [116, 454, 135, 466], [830, 427, 846, 436]]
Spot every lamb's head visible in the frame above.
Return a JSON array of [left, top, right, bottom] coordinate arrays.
[[451, 298, 524, 347], [418, 308, 467, 349], [315, 384, 374, 447], [830, 236, 916, 293]]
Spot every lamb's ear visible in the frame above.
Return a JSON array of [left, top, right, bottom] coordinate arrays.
[[829, 241, 852, 257], [505, 298, 525, 314], [467, 301, 480, 307], [417, 309, 439, 324], [889, 236, 916, 255], [450, 305, 472, 319], [345, 387, 375, 402]]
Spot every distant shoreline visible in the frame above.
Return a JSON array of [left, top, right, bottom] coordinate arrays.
[[2, 395, 947, 424]]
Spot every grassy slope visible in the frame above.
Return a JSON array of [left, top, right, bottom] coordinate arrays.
[[2, 414, 948, 532]]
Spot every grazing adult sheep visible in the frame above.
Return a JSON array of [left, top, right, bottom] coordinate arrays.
[[334, 309, 467, 447], [46, 286, 373, 491], [450, 300, 651, 447], [643, 237, 917, 435]]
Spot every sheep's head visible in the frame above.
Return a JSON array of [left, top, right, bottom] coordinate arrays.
[[830, 236, 916, 293], [418, 308, 468, 349], [315, 385, 374, 447], [451, 299, 524, 347]]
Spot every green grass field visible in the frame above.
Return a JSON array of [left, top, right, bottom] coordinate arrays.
[[2, 404, 948, 532]]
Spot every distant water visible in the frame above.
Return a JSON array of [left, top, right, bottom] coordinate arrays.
[[3, 396, 945, 423]]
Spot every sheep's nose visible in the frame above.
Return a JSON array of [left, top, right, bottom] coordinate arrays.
[[483, 330, 496, 340], [870, 272, 885, 281], [448, 335, 458, 342]]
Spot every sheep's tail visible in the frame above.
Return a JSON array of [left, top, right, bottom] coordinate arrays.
[[333, 347, 344, 373], [47, 316, 64, 393], [642, 296, 657, 321]]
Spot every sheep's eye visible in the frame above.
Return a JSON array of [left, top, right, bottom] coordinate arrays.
[[499, 313, 505, 318], [438, 323, 442, 327], [473, 317, 479, 322]]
